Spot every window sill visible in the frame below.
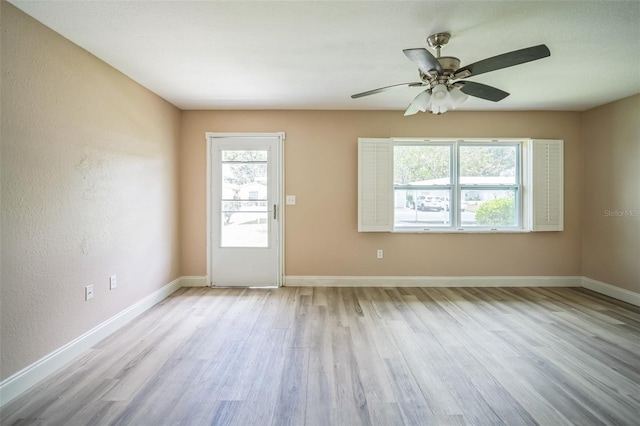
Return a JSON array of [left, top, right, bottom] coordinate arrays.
[[393, 228, 529, 234]]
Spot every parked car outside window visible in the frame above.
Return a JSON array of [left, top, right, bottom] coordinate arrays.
[[418, 196, 449, 211]]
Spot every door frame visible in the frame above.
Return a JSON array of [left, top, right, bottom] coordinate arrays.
[[205, 132, 285, 287]]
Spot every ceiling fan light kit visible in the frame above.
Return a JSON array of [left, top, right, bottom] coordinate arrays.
[[352, 32, 550, 116], [406, 83, 467, 116]]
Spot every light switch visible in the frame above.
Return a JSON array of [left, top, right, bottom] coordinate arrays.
[[286, 195, 296, 205]]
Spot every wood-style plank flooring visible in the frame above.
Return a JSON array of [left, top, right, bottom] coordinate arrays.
[[3, 286, 640, 425]]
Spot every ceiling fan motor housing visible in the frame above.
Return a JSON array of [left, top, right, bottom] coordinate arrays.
[[420, 56, 460, 86], [437, 56, 460, 75]]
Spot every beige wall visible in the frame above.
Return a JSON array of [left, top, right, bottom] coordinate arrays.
[[181, 110, 582, 278], [1, 3, 182, 380], [581, 94, 640, 293]]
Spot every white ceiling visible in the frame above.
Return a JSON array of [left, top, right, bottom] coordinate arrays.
[[9, 1, 640, 112]]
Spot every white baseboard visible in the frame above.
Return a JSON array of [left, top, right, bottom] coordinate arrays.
[[284, 275, 583, 288], [581, 277, 640, 307], [179, 275, 209, 287], [0, 276, 184, 407]]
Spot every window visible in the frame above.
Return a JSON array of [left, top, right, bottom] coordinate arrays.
[[359, 138, 563, 233]]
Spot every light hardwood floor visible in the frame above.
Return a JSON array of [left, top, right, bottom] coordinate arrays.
[[2, 286, 640, 425]]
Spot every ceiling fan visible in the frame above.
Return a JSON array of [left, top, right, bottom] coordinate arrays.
[[351, 33, 550, 115]]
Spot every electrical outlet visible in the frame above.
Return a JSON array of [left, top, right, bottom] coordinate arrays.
[[109, 275, 117, 290], [377, 249, 383, 259], [286, 195, 296, 205], [85, 285, 94, 300]]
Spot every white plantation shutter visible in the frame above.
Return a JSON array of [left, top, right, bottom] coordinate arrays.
[[358, 138, 393, 232], [530, 139, 564, 231]]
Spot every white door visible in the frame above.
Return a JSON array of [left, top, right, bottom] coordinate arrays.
[[208, 133, 282, 287]]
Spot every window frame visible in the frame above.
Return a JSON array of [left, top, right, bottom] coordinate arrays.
[[392, 138, 524, 233]]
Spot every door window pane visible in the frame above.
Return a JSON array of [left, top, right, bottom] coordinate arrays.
[[222, 163, 267, 194], [222, 200, 267, 214], [222, 150, 268, 162], [221, 213, 268, 247], [220, 149, 269, 247]]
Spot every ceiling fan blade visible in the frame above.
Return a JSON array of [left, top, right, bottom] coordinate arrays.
[[351, 82, 423, 99], [458, 81, 509, 102], [403, 48, 443, 74], [453, 44, 550, 79]]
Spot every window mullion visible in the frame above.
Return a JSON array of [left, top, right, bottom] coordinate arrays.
[[453, 141, 460, 229]]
